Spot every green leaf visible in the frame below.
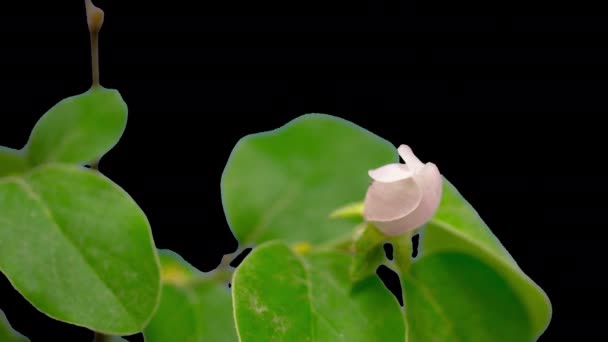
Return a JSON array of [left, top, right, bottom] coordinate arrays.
[[402, 252, 533, 342], [107, 336, 128, 342], [0, 309, 29, 342], [24, 87, 128, 167], [221, 113, 396, 245], [0, 164, 160, 334], [232, 241, 405, 341], [0, 147, 27, 178], [156, 250, 202, 286], [145, 283, 236, 342], [350, 224, 386, 283], [421, 178, 552, 338], [143, 250, 237, 342]]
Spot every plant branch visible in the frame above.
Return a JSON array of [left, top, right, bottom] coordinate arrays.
[[85, 0, 104, 87]]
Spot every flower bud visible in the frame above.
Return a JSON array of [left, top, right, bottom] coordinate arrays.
[[363, 145, 442, 236]]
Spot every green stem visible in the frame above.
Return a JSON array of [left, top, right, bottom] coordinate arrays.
[[313, 228, 358, 253], [211, 268, 233, 284], [391, 231, 413, 275]]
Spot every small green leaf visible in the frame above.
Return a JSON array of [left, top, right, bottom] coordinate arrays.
[[143, 250, 237, 342], [145, 283, 236, 342], [0, 309, 29, 342], [350, 224, 386, 282], [233, 241, 405, 341], [422, 178, 552, 338], [144, 284, 202, 342], [157, 250, 202, 286], [0, 147, 27, 178], [222, 114, 396, 245], [402, 252, 533, 341], [329, 201, 364, 220], [24, 87, 128, 167], [0, 164, 160, 334]]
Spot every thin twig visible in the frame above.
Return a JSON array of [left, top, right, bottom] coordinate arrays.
[[85, 0, 104, 87]]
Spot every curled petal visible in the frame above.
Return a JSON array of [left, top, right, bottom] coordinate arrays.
[[363, 177, 423, 236], [398, 145, 425, 172], [368, 163, 412, 183], [364, 163, 443, 236]]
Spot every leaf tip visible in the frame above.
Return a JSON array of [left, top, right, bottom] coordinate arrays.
[[329, 201, 365, 220]]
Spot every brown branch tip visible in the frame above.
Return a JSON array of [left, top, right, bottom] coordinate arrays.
[[85, 0, 104, 33]]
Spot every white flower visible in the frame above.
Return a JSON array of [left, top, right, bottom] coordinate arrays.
[[363, 145, 443, 236]]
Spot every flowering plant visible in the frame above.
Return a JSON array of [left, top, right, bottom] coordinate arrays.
[[0, 2, 551, 341]]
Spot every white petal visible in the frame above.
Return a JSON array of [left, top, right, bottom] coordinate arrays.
[[363, 177, 423, 236], [364, 162, 443, 236], [388, 163, 443, 235], [368, 163, 412, 183], [398, 145, 425, 172]]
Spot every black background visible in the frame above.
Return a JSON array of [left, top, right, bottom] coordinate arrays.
[[1, 0, 605, 340]]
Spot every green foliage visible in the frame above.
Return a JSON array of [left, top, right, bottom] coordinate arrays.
[[402, 252, 533, 341], [1, 70, 552, 340], [232, 241, 405, 341], [223, 114, 551, 341], [0, 310, 29, 342], [419, 179, 552, 338], [0, 148, 27, 178], [143, 251, 237, 342], [0, 82, 159, 336], [0, 164, 160, 334], [24, 87, 128, 167], [221, 113, 397, 245]]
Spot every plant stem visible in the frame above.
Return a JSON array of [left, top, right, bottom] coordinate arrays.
[[391, 231, 413, 275], [314, 229, 358, 253], [93, 331, 107, 342], [90, 29, 100, 87], [86, 4, 105, 342], [85, 0, 104, 87], [219, 246, 249, 270]]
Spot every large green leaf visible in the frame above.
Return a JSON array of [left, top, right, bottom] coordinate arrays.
[[421, 178, 552, 338], [143, 250, 237, 342], [232, 241, 405, 341], [0, 309, 29, 342], [0, 147, 27, 178], [0, 164, 160, 334], [24, 87, 128, 167], [402, 252, 533, 342], [221, 113, 396, 245]]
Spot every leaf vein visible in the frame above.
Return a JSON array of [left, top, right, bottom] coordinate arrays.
[[294, 253, 317, 341], [12, 178, 137, 327], [404, 274, 457, 341], [243, 186, 300, 245]]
